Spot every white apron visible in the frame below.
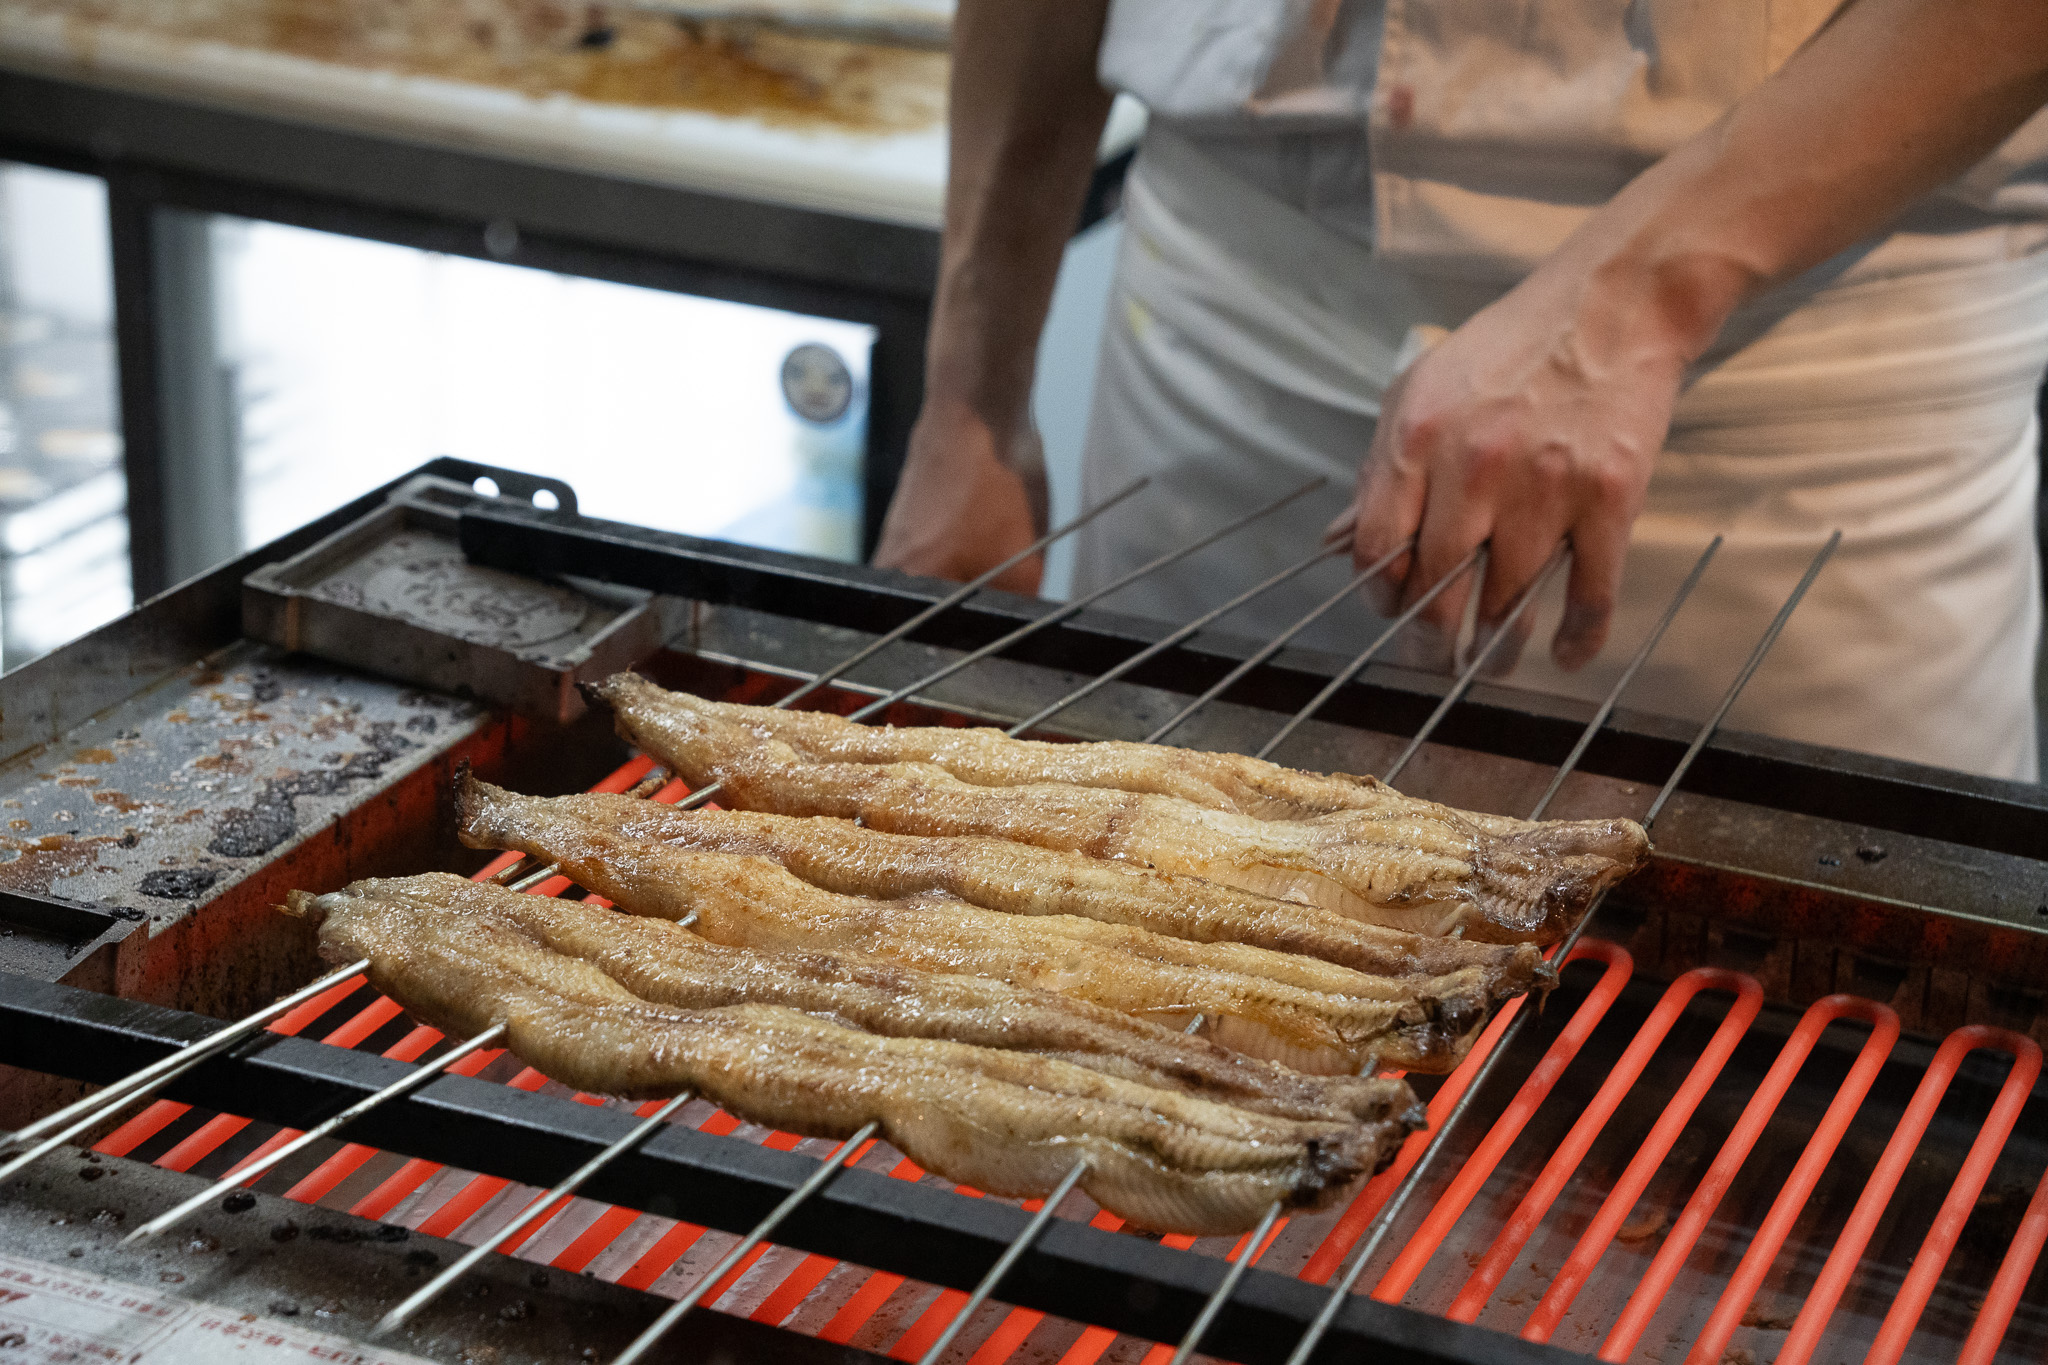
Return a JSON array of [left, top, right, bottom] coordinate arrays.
[[1072, 127, 2048, 780]]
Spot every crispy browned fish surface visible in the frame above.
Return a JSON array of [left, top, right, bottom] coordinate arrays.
[[462, 774, 1551, 1003], [594, 674, 1648, 944], [307, 870, 1404, 1125], [671, 694, 1454, 820], [287, 875, 1412, 1234], [457, 783, 1488, 1074]]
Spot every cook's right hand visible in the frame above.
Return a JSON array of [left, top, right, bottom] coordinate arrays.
[[1334, 238, 1681, 676], [873, 400, 1049, 594]]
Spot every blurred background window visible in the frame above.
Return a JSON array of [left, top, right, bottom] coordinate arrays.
[[0, 161, 129, 671], [0, 189, 880, 673], [215, 217, 874, 565]]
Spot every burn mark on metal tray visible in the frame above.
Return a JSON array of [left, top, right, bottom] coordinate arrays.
[[308, 1223, 408, 1244], [208, 723, 413, 859], [137, 868, 222, 901]]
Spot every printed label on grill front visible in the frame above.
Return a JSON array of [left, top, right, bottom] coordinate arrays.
[[0, 1253, 433, 1364]]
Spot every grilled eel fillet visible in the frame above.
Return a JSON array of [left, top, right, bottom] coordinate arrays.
[[593, 674, 1648, 944], [286, 875, 1416, 1234], [457, 784, 1488, 1075], [299, 872, 1407, 1126], [649, 691, 1523, 826], [461, 773, 1552, 1002]]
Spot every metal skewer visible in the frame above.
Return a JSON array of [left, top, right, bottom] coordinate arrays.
[[495, 477, 1156, 882], [572, 481, 1332, 842], [785, 476, 1152, 716], [912, 1011, 1206, 1362], [839, 477, 1329, 727], [1376, 547, 1571, 784], [1140, 542, 1415, 746], [1004, 544, 1344, 738], [1278, 531, 1839, 1365], [371, 1089, 697, 1339], [1243, 543, 1487, 758], [1638, 530, 1839, 830], [914, 1160, 1092, 1365], [1527, 536, 1722, 820], [124, 1023, 510, 1245], [611, 1120, 880, 1365], [1167, 1199, 1285, 1365], [617, 478, 1305, 825], [0, 958, 372, 1181]]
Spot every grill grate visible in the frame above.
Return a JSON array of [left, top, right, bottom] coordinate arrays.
[[70, 737, 2048, 1363], [11, 464, 2048, 1362]]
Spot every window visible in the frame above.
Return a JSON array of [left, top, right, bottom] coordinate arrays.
[[214, 219, 875, 563], [0, 163, 127, 670]]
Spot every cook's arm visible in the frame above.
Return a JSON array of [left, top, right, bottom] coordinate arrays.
[[871, 0, 1115, 592], [1348, 0, 2048, 670]]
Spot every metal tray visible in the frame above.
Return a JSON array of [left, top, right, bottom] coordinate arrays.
[[244, 476, 677, 723]]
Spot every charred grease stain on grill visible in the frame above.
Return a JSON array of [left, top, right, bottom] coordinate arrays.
[[0, 653, 485, 947], [207, 722, 415, 859], [138, 868, 222, 900], [308, 1223, 408, 1245]]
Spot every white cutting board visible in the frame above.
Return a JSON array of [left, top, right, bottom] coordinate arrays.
[[0, 5, 1143, 230]]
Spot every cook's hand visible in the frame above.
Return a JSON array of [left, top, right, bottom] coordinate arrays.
[[874, 400, 1049, 594], [1340, 261, 1690, 673]]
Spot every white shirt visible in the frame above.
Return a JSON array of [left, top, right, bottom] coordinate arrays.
[[1099, 0, 2048, 281]]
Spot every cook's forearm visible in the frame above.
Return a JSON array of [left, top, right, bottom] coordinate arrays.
[[926, 0, 1114, 431], [1560, 0, 2048, 361]]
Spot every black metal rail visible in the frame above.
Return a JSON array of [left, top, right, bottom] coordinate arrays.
[[0, 970, 1571, 1365], [458, 498, 2048, 862]]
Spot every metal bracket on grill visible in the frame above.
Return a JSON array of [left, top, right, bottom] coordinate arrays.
[[0, 972, 1578, 1365], [0, 889, 144, 985], [244, 476, 671, 724]]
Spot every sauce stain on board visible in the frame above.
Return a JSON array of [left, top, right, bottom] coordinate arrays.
[[46, 1, 946, 132]]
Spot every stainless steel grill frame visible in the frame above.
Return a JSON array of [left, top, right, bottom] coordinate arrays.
[[4, 459, 2047, 1364]]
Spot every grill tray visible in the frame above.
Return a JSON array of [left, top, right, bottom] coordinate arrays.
[[5, 459, 2048, 1364]]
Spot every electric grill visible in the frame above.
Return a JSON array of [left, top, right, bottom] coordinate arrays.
[[3, 457, 2047, 1365]]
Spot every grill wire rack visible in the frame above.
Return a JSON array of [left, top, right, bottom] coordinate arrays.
[[5, 472, 2047, 1365]]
